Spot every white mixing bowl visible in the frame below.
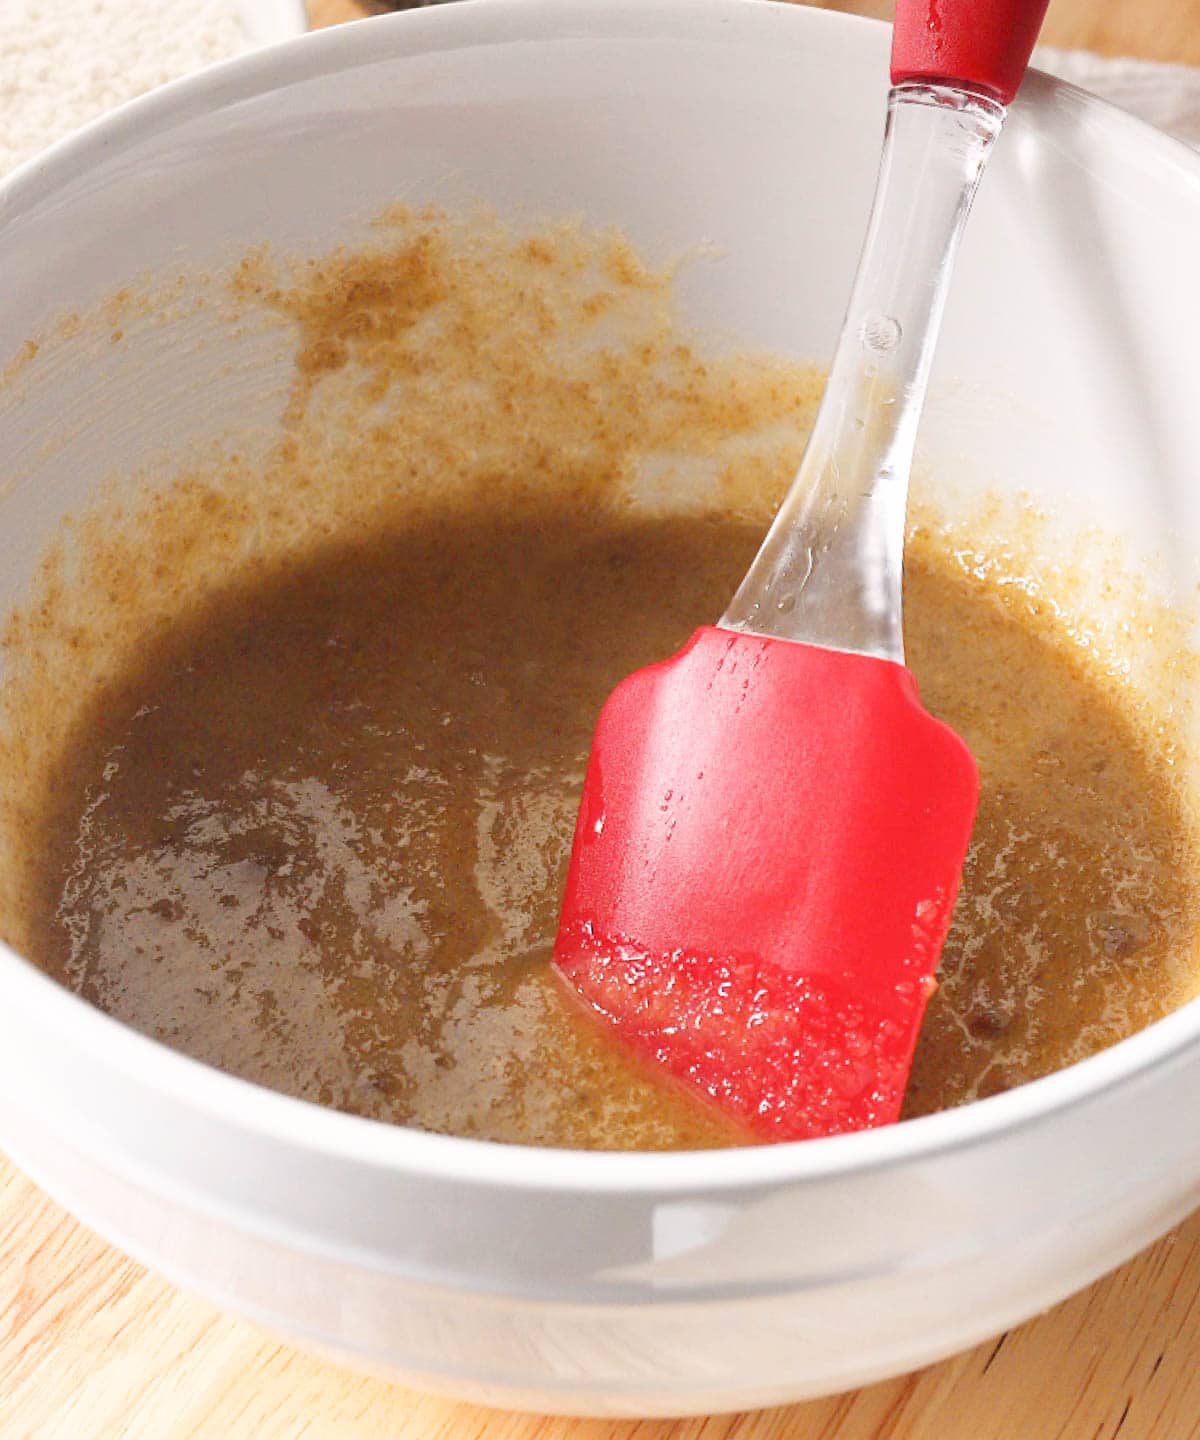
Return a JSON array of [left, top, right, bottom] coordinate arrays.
[[2, 0, 1200, 1417]]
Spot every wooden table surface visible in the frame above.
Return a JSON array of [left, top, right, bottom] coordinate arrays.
[[6, 2, 1200, 1437]]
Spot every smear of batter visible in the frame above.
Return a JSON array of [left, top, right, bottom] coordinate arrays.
[[5, 210, 1199, 1147]]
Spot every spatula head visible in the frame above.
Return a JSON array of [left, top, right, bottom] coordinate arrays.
[[554, 625, 978, 1142]]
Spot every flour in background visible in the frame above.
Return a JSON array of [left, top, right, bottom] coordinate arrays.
[[0, 0, 252, 178]]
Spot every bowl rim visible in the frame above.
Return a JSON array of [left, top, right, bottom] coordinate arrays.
[[4, 0, 1200, 1197]]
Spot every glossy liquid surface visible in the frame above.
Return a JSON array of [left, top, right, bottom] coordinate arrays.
[[24, 498, 1199, 1146]]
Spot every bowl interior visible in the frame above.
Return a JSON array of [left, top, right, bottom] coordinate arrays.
[[1, 0, 1200, 1189]]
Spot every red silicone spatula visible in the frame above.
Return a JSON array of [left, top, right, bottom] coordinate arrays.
[[554, 0, 1051, 1143]]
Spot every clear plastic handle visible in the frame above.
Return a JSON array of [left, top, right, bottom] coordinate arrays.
[[722, 84, 1005, 662]]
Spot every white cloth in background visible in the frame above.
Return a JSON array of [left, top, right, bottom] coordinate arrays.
[[1036, 45, 1200, 149]]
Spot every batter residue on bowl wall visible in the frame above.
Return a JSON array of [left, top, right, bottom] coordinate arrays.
[[2, 210, 1198, 1147]]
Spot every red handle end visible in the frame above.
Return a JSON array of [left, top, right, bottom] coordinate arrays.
[[891, 0, 1051, 106]]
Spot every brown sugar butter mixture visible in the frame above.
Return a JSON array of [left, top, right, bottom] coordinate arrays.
[[11, 213, 1200, 1149]]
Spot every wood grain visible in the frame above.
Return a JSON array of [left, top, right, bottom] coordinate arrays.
[[787, 0, 1200, 65], [5, 2, 1200, 1437], [309, 0, 1200, 66]]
